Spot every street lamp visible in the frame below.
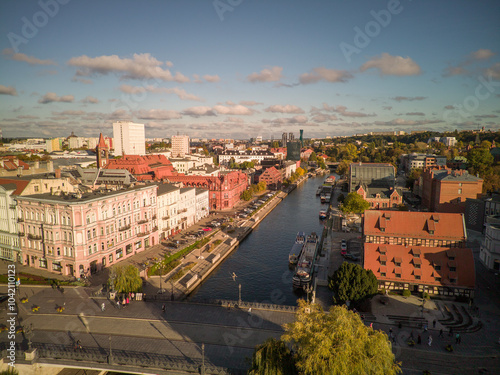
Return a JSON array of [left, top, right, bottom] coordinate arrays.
[[238, 283, 241, 305]]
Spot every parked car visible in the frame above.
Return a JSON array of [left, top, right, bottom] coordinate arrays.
[[341, 239, 347, 251], [344, 253, 360, 261]]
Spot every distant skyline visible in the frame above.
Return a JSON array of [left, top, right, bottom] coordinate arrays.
[[0, 0, 499, 140]]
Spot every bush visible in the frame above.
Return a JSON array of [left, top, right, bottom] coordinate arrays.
[[402, 290, 411, 297], [422, 292, 430, 299]]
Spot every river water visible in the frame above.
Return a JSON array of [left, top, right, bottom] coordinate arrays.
[[188, 175, 335, 306]]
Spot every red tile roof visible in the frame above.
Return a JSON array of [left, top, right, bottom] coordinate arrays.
[[0, 178, 30, 195], [363, 210, 466, 241], [364, 243, 475, 289]]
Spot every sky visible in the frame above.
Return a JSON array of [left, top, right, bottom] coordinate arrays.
[[0, 0, 499, 140]]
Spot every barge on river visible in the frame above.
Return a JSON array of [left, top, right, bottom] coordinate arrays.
[[288, 232, 306, 264], [292, 232, 319, 290]]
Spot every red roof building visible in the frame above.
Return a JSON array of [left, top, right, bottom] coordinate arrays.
[[256, 166, 282, 190], [104, 154, 247, 210], [363, 210, 474, 297]]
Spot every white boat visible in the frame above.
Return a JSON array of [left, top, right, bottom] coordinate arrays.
[[319, 210, 327, 219], [288, 232, 306, 264], [293, 232, 319, 290], [316, 186, 323, 196]]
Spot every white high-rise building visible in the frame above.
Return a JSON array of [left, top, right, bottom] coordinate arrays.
[[171, 135, 190, 157], [113, 121, 146, 156]]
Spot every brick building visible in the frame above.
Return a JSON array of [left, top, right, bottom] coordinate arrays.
[[421, 167, 483, 213], [363, 210, 475, 298], [104, 155, 180, 181], [355, 184, 403, 209], [256, 166, 282, 190]]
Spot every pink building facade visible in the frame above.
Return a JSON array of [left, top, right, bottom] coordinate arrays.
[[17, 185, 158, 277]]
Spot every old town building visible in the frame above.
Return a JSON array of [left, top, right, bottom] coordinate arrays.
[[256, 166, 282, 190], [363, 210, 475, 298], [355, 184, 403, 209], [16, 184, 159, 277]]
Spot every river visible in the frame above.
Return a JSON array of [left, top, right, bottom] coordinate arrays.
[[188, 175, 337, 306]]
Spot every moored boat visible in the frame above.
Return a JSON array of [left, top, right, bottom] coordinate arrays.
[[319, 210, 327, 219], [316, 186, 323, 196], [288, 232, 306, 264], [293, 232, 319, 290], [325, 175, 336, 184]]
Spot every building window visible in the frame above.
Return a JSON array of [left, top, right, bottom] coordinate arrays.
[[102, 257, 106, 267], [116, 249, 123, 259], [458, 189, 462, 194], [39, 259, 47, 268], [435, 276, 441, 282], [449, 278, 456, 283], [395, 262, 401, 267], [87, 230, 91, 240], [92, 228, 96, 238], [415, 275, 421, 280], [109, 254, 113, 263], [380, 261, 386, 266], [88, 245, 92, 255], [450, 266, 456, 272], [434, 265, 441, 271], [414, 264, 421, 268], [380, 272, 386, 277], [395, 273, 401, 278]]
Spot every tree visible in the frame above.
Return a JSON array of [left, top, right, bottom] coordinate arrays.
[[309, 152, 317, 162], [337, 193, 345, 203], [340, 192, 370, 214], [109, 265, 142, 293], [406, 168, 422, 189], [248, 338, 297, 375], [240, 189, 253, 201], [467, 147, 494, 176], [282, 300, 401, 375], [336, 160, 350, 177], [296, 167, 305, 176], [328, 262, 378, 305]]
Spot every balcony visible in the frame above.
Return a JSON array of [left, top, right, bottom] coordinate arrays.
[[180, 217, 187, 222], [9, 204, 16, 210], [137, 231, 150, 237], [162, 215, 170, 220], [119, 225, 131, 232], [179, 208, 187, 213], [152, 226, 158, 232], [18, 232, 25, 237], [162, 227, 170, 232], [27, 234, 42, 240], [137, 219, 148, 224], [152, 215, 157, 220], [17, 218, 24, 223]]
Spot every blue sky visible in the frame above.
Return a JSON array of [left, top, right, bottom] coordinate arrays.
[[0, 0, 499, 140]]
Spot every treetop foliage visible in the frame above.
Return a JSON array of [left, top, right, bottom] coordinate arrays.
[[328, 262, 378, 305]]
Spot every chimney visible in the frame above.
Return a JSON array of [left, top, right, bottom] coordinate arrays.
[[55, 168, 61, 178]]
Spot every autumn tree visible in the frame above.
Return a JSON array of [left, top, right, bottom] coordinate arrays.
[[340, 192, 370, 214], [282, 300, 401, 375], [467, 147, 494, 176], [329, 262, 378, 305], [336, 160, 350, 177], [109, 265, 142, 293]]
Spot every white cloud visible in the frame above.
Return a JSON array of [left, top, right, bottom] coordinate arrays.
[[391, 96, 427, 102], [263, 115, 309, 124], [68, 53, 190, 83], [119, 84, 203, 101], [3, 48, 56, 65], [470, 49, 495, 61], [405, 112, 425, 116], [134, 109, 182, 120], [263, 105, 304, 114], [225, 117, 245, 123], [360, 53, 421, 76], [82, 96, 99, 104], [374, 118, 442, 126], [0, 85, 17, 96], [240, 100, 263, 106], [213, 104, 254, 115], [299, 67, 353, 84], [311, 114, 338, 123], [247, 66, 283, 83], [52, 110, 85, 116], [203, 74, 220, 83], [334, 105, 373, 118], [443, 66, 467, 77], [485, 62, 500, 79], [38, 92, 74, 104], [182, 106, 217, 117]]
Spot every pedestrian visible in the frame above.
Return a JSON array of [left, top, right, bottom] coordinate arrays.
[[455, 333, 460, 344], [423, 323, 428, 332], [126, 297, 129, 305], [428, 335, 432, 347], [162, 304, 165, 313], [389, 327, 393, 336], [433, 319, 436, 329], [439, 328, 443, 338], [417, 334, 421, 345], [370, 322, 373, 329], [101, 302, 105, 311], [116, 300, 120, 309], [248, 307, 252, 315]]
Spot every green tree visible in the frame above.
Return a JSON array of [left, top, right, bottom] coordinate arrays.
[[329, 262, 378, 305], [406, 168, 422, 189], [336, 160, 350, 177], [241, 189, 253, 201], [296, 167, 305, 176], [282, 300, 400, 375], [248, 338, 297, 375], [109, 265, 142, 293], [340, 192, 370, 214], [344, 143, 358, 161], [309, 151, 317, 162], [467, 147, 494, 176]]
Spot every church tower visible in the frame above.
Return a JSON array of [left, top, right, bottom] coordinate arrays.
[[96, 133, 109, 168]]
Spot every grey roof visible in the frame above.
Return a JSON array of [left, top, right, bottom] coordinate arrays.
[[156, 182, 180, 196], [435, 171, 482, 182], [17, 184, 156, 204]]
